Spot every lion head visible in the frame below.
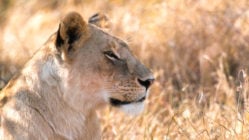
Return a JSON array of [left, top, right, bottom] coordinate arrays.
[[54, 12, 154, 115]]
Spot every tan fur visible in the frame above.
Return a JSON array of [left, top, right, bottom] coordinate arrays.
[[0, 12, 154, 140]]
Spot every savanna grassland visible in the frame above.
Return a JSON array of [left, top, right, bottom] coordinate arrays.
[[1, 0, 249, 139]]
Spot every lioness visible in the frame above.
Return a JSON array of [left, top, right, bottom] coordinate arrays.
[[0, 12, 154, 140]]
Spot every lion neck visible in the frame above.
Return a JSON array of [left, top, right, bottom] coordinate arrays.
[[20, 45, 101, 139]]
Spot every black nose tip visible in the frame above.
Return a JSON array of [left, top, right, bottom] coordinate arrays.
[[138, 78, 154, 90]]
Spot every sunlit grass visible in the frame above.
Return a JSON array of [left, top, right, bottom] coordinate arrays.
[[1, 0, 249, 139]]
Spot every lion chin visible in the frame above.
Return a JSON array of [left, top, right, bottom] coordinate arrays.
[[109, 95, 146, 115], [120, 103, 145, 115]]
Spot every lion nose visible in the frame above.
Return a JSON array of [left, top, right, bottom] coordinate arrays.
[[137, 78, 154, 90]]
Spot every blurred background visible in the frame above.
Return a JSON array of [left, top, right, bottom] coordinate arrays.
[[1, 0, 249, 139]]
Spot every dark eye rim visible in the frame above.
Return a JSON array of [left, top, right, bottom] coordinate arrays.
[[104, 51, 120, 60]]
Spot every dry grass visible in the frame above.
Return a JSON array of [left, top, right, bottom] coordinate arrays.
[[1, 0, 249, 139]]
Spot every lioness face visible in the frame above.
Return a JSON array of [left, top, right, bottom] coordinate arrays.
[[56, 12, 154, 115]]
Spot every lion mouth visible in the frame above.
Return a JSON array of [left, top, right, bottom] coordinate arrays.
[[110, 96, 146, 106]]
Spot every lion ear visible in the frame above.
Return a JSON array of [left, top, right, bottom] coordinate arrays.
[[56, 12, 88, 49], [88, 13, 111, 31]]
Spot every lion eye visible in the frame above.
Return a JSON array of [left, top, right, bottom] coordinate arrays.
[[104, 51, 119, 60]]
